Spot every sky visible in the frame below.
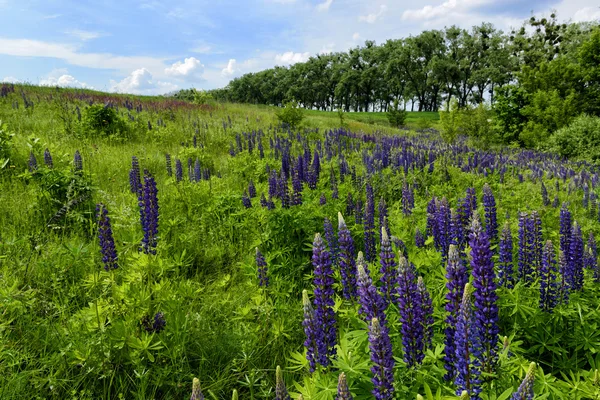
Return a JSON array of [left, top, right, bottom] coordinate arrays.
[[0, 0, 599, 95]]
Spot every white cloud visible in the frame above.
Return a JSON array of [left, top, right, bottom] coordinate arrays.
[[110, 68, 177, 94], [0, 37, 167, 74], [40, 74, 91, 89], [191, 44, 212, 54], [317, 0, 333, 12], [1, 76, 21, 83], [65, 29, 103, 41], [359, 5, 388, 23], [275, 51, 310, 64], [572, 6, 600, 22], [319, 43, 336, 54], [164, 57, 204, 81], [221, 59, 238, 76], [401, 0, 488, 21], [352, 32, 360, 40]]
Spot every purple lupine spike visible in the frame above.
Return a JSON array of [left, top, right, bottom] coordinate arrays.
[[256, 248, 268, 287], [175, 159, 183, 182], [338, 213, 357, 299], [426, 197, 437, 238], [396, 254, 426, 367], [355, 198, 364, 225], [269, 170, 278, 199], [482, 184, 498, 245], [436, 197, 451, 261], [292, 167, 303, 206], [415, 228, 425, 248], [511, 362, 536, 400], [28, 151, 38, 172], [531, 211, 543, 273], [417, 276, 434, 348], [336, 372, 353, 400], [585, 232, 597, 270], [152, 312, 166, 333], [379, 228, 397, 306], [324, 217, 337, 265], [194, 159, 201, 182], [364, 183, 376, 262], [558, 250, 570, 304], [320, 193, 327, 205], [368, 317, 395, 400], [275, 366, 291, 400], [450, 208, 466, 254], [242, 192, 252, 208], [357, 254, 385, 323], [402, 181, 414, 216], [73, 150, 83, 172], [559, 203, 572, 265], [138, 171, 159, 254], [345, 192, 354, 217], [540, 240, 559, 312], [43, 148, 53, 168], [190, 378, 204, 400], [443, 245, 469, 381], [378, 197, 390, 238], [541, 182, 549, 206], [248, 180, 257, 198], [302, 289, 318, 372], [518, 212, 534, 284], [498, 222, 515, 288], [96, 203, 119, 271], [466, 187, 477, 216], [260, 193, 268, 208], [454, 283, 482, 399], [129, 156, 142, 194], [469, 213, 499, 376], [552, 195, 559, 208], [165, 153, 172, 177], [568, 222, 584, 292], [312, 233, 337, 367], [279, 172, 290, 208]]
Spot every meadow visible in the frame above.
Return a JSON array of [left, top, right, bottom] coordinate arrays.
[[1, 83, 600, 400]]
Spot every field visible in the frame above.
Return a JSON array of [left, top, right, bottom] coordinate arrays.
[[1, 84, 600, 400]]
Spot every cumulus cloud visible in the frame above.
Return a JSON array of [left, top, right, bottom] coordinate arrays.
[[40, 74, 91, 88], [359, 5, 388, 23], [110, 68, 177, 94], [65, 29, 103, 41], [402, 0, 488, 21], [572, 6, 600, 22], [164, 57, 204, 80], [221, 59, 238, 76], [1, 76, 21, 83], [275, 51, 310, 64], [317, 0, 333, 12]]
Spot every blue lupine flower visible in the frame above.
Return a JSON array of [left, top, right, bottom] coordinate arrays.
[[368, 317, 395, 400], [510, 362, 536, 400], [540, 240, 559, 312], [302, 289, 318, 372], [129, 156, 142, 194], [256, 248, 268, 287], [336, 373, 353, 400], [275, 366, 291, 400], [338, 213, 357, 299], [138, 171, 159, 254], [454, 283, 482, 399], [96, 203, 119, 271], [44, 148, 53, 168]]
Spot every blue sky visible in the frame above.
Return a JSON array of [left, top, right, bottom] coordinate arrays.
[[1, 0, 598, 94]]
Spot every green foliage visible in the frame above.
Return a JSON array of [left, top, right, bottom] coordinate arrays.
[[193, 89, 215, 105], [275, 101, 305, 128], [83, 104, 127, 136], [386, 100, 407, 127], [549, 115, 600, 160], [440, 102, 493, 147], [0, 120, 14, 169]]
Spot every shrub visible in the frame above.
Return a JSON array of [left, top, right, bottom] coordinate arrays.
[[83, 104, 127, 136], [276, 101, 304, 128], [549, 115, 600, 160], [386, 100, 407, 127]]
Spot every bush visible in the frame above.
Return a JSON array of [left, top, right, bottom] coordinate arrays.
[[386, 100, 407, 127], [440, 102, 493, 147], [275, 101, 304, 128], [549, 115, 600, 160], [83, 104, 127, 136]]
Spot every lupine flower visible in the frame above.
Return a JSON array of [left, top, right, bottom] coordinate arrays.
[[558, 250, 570, 304], [368, 317, 395, 400], [292, 168, 303, 206], [559, 203, 572, 264], [540, 240, 559, 312], [28, 151, 38, 172], [338, 213, 357, 299], [415, 228, 425, 248], [44, 148, 53, 168], [518, 212, 534, 284], [346, 192, 354, 217], [541, 182, 549, 206], [256, 248, 268, 287], [275, 366, 291, 400], [418, 276, 434, 348], [242, 192, 252, 208], [355, 198, 364, 225], [378, 197, 389, 237], [139, 171, 159, 254], [454, 283, 482, 399], [426, 197, 437, 238], [396, 254, 426, 367], [443, 245, 469, 381], [498, 222, 515, 288], [248, 180, 257, 198], [320, 193, 327, 205], [165, 154, 172, 176], [436, 197, 451, 261], [364, 183, 376, 262], [568, 222, 584, 292], [482, 184, 498, 245], [336, 373, 353, 400], [511, 362, 536, 400], [194, 159, 201, 182], [96, 203, 118, 271], [302, 290, 318, 372], [402, 181, 414, 216], [469, 213, 499, 376], [190, 378, 204, 400], [324, 217, 337, 264], [531, 211, 543, 272], [312, 233, 337, 367], [73, 150, 83, 172], [153, 312, 166, 333], [379, 228, 397, 305], [357, 255, 386, 323], [129, 156, 142, 194], [175, 159, 183, 182], [585, 232, 597, 270]]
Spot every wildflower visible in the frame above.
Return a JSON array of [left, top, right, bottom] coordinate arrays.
[[568, 222, 584, 291], [74, 150, 83, 172], [129, 156, 142, 194], [256, 248, 268, 287], [44, 148, 53, 168], [175, 159, 183, 182], [275, 366, 291, 400], [415, 228, 425, 248], [498, 222, 514, 288], [338, 213, 357, 299], [248, 180, 257, 198], [165, 153, 172, 176], [302, 290, 318, 372], [379, 228, 397, 306], [482, 184, 498, 244], [96, 203, 118, 271], [511, 362, 536, 400], [242, 192, 252, 208], [28, 151, 37, 172], [336, 373, 353, 400], [357, 254, 386, 323], [368, 318, 395, 400], [540, 240, 559, 312], [190, 377, 204, 400], [139, 171, 159, 254], [454, 283, 482, 399]]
